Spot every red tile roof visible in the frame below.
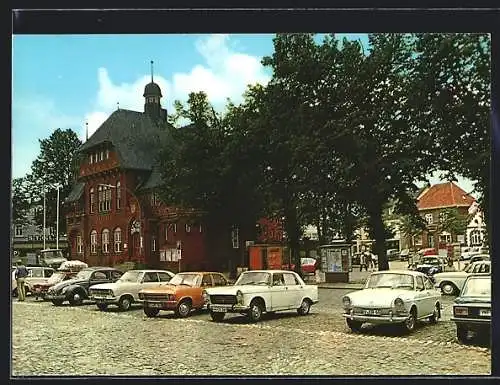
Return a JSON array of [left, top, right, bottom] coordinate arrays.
[[417, 182, 475, 210]]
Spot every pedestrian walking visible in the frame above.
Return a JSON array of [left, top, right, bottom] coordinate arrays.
[[15, 261, 29, 301], [360, 251, 369, 272]]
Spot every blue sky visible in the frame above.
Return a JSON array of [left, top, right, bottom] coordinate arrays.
[[12, 33, 476, 195]]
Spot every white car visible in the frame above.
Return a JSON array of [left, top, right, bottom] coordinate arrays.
[[89, 269, 174, 311], [342, 270, 442, 333], [433, 260, 491, 296], [203, 270, 319, 323], [24, 266, 56, 295]]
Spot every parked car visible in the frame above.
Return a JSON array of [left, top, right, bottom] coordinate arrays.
[[203, 270, 319, 323], [45, 266, 123, 306], [23, 266, 56, 296], [399, 249, 410, 261], [300, 257, 318, 274], [386, 249, 400, 261], [460, 246, 481, 261], [11, 266, 17, 296], [451, 274, 491, 343], [411, 255, 450, 277], [89, 269, 175, 311], [433, 260, 491, 296], [342, 270, 442, 333], [138, 272, 230, 318], [466, 254, 490, 266], [33, 269, 79, 300], [417, 248, 437, 257]]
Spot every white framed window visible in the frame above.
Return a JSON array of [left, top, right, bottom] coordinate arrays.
[[77, 234, 83, 254], [98, 185, 104, 212], [106, 149, 110, 159], [165, 225, 168, 241], [151, 192, 159, 206], [427, 234, 435, 248], [15, 224, 23, 236], [90, 230, 97, 254], [470, 230, 481, 245], [102, 229, 110, 253], [104, 186, 112, 211], [114, 228, 122, 252], [173, 223, 177, 233], [89, 154, 93, 164], [231, 227, 239, 249], [425, 213, 433, 225], [152, 236, 157, 252], [99, 151, 104, 161], [439, 233, 452, 244], [89, 187, 95, 213], [185, 224, 191, 233], [116, 181, 121, 210]]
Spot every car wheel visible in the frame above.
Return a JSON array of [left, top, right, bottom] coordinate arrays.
[[440, 282, 458, 296], [346, 318, 363, 332], [297, 299, 311, 315], [118, 296, 133, 311], [428, 304, 440, 324], [457, 325, 469, 343], [403, 308, 417, 333], [68, 291, 83, 306], [175, 300, 192, 318], [96, 303, 108, 311], [248, 300, 264, 322], [51, 299, 63, 306], [143, 307, 160, 317], [210, 311, 225, 322]]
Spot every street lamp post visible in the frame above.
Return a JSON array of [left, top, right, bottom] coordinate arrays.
[[43, 190, 46, 250], [56, 185, 60, 250]]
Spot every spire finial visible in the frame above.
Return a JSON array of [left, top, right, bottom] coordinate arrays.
[[85, 121, 88, 141], [151, 60, 154, 82]]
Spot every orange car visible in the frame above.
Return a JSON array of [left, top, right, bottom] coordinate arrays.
[[138, 271, 230, 318]]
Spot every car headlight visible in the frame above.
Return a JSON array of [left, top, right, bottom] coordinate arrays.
[[394, 297, 405, 312], [342, 296, 351, 309], [236, 290, 243, 304], [202, 290, 210, 304]]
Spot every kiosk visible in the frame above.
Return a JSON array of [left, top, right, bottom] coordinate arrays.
[[318, 242, 352, 283]]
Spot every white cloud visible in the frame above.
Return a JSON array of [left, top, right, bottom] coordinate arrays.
[[85, 34, 271, 135]]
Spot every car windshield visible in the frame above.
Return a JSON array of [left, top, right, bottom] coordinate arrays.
[[75, 269, 93, 280], [235, 272, 271, 286], [169, 273, 200, 286], [464, 263, 476, 273], [365, 273, 415, 290], [48, 271, 66, 284], [119, 271, 142, 282], [462, 277, 491, 297]]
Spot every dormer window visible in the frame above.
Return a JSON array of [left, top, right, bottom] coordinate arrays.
[[89, 154, 93, 164]]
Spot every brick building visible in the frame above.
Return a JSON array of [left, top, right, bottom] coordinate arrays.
[[64, 75, 251, 273], [414, 181, 475, 250]]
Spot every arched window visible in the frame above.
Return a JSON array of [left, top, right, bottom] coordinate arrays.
[[102, 229, 110, 253], [104, 186, 112, 211], [90, 230, 98, 254], [89, 187, 95, 214], [114, 228, 122, 252], [116, 181, 121, 210], [98, 185, 104, 212], [77, 234, 83, 254], [470, 230, 482, 246]]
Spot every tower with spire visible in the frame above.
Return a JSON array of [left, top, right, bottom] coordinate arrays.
[[143, 60, 165, 122]]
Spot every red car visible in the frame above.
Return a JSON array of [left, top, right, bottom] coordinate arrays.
[[281, 257, 318, 274]]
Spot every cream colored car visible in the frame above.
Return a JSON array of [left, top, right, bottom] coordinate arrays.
[[89, 269, 174, 311], [433, 260, 490, 296], [204, 270, 319, 323]]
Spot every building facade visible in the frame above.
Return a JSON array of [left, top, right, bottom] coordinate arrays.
[[65, 76, 249, 273]]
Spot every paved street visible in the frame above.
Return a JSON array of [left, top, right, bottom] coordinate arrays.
[[11, 287, 491, 376]]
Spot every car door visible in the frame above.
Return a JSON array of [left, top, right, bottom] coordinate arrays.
[[270, 273, 289, 310], [283, 272, 301, 308], [414, 275, 429, 316], [423, 276, 438, 315]]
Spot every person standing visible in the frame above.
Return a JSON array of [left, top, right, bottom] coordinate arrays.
[[15, 262, 29, 301]]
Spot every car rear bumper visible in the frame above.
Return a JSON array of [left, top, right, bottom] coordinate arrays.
[[451, 317, 491, 325]]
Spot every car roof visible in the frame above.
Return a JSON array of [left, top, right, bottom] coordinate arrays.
[[175, 271, 224, 275], [83, 266, 119, 270], [371, 270, 426, 277], [243, 270, 298, 274], [471, 260, 490, 265]]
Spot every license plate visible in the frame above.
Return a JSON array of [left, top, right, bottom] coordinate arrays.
[[479, 309, 491, 317], [147, 302, 163, 309], [211, 306, 227, 313], [364, 309, 380, 315]]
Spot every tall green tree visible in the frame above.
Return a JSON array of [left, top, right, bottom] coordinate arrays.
[[29, 128, 82, 235], [409, 33, 491, 221], [11, 177, 31, 225]]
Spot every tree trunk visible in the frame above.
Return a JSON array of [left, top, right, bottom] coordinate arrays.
[[368, 206, 389, 271], [284, 203, 302, 276]]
